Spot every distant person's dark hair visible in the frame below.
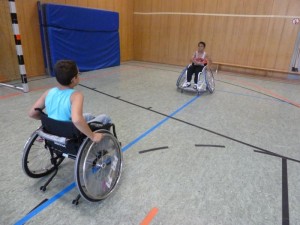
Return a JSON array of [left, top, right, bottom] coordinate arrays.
[[198, 41, 206, 48]]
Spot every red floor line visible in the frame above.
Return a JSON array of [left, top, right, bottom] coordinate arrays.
[[219, 71, 300, 85], [140, 207, 159, 225], [0, 67, 138, 100], [0, 92, 23, 99], [225, 76, 300, 108], [0, 84, 53, 100]]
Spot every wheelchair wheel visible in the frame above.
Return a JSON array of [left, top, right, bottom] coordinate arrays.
[[205, 68, 215, 93], [176, 67, 187, 88], [22, 130, 65, 178], [75, 130, 122, 202]]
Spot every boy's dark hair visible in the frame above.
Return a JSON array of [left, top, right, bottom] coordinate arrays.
[[198, 41, 206, 48], [54, 60, 78, 85]]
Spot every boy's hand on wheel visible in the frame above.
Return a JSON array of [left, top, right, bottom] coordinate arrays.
[[91, 132, 103, 143]]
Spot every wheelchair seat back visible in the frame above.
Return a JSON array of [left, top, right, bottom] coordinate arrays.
[[40, 115, 116, 156], [39, 113, 85, 156], [35, 108, 116, 156], [41, 114, 82, 139]]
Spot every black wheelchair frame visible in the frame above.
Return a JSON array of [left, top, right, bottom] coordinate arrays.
[[22, 109, 123, 204]]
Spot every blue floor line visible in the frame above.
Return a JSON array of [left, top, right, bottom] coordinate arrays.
[[14, 95, 200, 225], [121, 95, 200, 152], [14, 183, 76, 225]]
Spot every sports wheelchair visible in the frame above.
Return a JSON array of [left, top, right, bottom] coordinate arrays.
[[22, 109, 123, 204], [176, 65, 215, 95]]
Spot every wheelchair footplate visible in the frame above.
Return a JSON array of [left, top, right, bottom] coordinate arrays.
[[176, 65, 215, 94], [181, 82, 207, 92]]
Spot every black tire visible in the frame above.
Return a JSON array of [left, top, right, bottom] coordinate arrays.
[[205, 68, 215, 93], [22, 130, 64, 178], [75, 130, 123, 202]]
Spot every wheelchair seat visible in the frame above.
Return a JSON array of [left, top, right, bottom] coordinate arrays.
[[22, 109, 123, 204], [176, 65, 215, 95]]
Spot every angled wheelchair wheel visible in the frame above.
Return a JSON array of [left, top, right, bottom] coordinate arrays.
[[75, 130, 123, 202], [176, 67, 188, 88], [22, 130, 65, 178], [205, 68, 215, 93]]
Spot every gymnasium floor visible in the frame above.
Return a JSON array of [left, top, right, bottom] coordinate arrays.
[[0, 61, 300, 225]]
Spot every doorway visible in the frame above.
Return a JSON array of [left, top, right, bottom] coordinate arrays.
[[288, 31, 300, 79], [290, 32, 300, 72]]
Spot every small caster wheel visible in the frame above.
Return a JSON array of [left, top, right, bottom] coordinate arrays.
[[72, 194, 81, 205], [72, 200, 79, 205], [40, 186, 46, 192]]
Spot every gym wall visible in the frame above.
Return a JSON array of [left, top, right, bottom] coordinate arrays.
[[133, 0, 300, 77], [1, 0, 299, 81], [0, 0, 19, 82], [0, 0, 133, 81]]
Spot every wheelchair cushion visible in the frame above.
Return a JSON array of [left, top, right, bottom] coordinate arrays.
[[37, 129, 67, 146]]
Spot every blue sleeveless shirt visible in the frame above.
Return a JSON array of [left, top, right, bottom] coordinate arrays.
[[45, 87, 75, 121]]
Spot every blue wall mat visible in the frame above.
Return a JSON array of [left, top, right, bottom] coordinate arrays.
[[40, 3, 120, 76], [44, 3, 119, 31], [47, 27, 120, 72], [37, 1, 47, 69]]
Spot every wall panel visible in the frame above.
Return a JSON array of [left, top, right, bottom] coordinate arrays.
[[133, 0, 300, 77], [1, 0, 133, 81], [2, 0, 299, 81], [0, 0, 19, 82], [86, 0, 97, 8]]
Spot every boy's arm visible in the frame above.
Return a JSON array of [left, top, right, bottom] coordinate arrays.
[[190, 52, 197, 64], [71, 91, 103, 142], [28, 90, 49, 120], [206, 54, 212, 68]]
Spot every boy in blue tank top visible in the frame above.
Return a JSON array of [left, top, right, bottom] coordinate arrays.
[[29, 60, 110, 143]]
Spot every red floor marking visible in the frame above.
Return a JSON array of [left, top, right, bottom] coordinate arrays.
[[0, 84, 52, 100], [0, 66, 138, 100], [140, 207, 159, 225], [0, 92, 22, 99], [225, 76, 300, 108]]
